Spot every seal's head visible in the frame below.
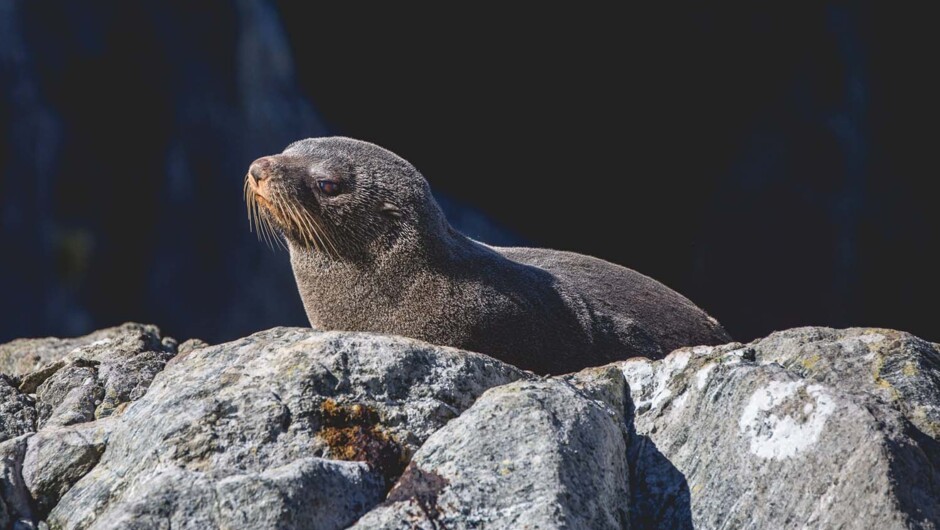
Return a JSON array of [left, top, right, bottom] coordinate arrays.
[[245, 137, 448, 260]]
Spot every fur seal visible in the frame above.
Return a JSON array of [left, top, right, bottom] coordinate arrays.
[[244, 137, 730, 374]]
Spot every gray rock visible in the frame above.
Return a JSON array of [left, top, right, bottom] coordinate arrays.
[[0, 323, 169, 379], [752, 327, 940, 440], [22, 420, 111, 518], [4, 324, 940, 529], [5, 323, 178, 432], [47, 327, 527, 529], [0, 435, 36, 530], [353, 365, 631, 529], [621, 327, 940, 529], [17, 362, 66, 396], [82, 458, 384, 530], [34, 363, 102, 429], [177, 338, 210, 355], [1, 376, 36, 443], [94, 348, 179, 420]]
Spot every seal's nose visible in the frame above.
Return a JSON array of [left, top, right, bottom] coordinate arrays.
[[249, 157, 274, 182]]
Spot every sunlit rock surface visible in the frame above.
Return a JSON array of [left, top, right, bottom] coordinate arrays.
[[1, 325, 938, 529]]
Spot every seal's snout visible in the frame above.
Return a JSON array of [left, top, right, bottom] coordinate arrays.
[[249, 157, 274, 183]]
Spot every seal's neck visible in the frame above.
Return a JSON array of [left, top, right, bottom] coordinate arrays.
[[288, 221, 475, 278], [287, 218, 483, 331]]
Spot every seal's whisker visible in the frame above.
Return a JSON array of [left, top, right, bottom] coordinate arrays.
[[290, 203, 312, 249], [297, 201, 341, 258], [249, 188, 269, 247], [255, 202, 263, 242], [290, 198, 325, 254], [304, 211, 326, 255], [294, 202, 324, 254], [254, 201, 264, 243], [258, 211, 271, 248], [285, 201, 311, 250], [284, 195, 318, 253], [252, 199, 264, 244], [309, 213, 342, 259], [271, 197, 290, 250], [270, 192, 290, 251], [249, 193, 260, 241], [257, 200, 276, 251], [302, 212, 325, 254], [290, 201, 319, 253], [244, 177, 255, 234], [278, 195, 296, 236]]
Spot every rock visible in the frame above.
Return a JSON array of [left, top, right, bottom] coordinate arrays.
[[2, 324, 939, 529], [17, 362, 65, 396], [353, 365, 631, 529], [0, 323, 168, 379], [621, 328, 940, 529], [21, 421, 111, 518], [0, 376, 36, 443], [177, 338, 210, 355], [94, 346, 180, 420], [80, 458, 384, 530], [1, 323, 178, 431], [46, 328, 528, 529], [752, 327, 940, 440], [34, 362, 102, 429], [0, 435, 36, 530]]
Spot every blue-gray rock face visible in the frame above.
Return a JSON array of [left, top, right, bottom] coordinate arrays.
[[1, 324, 938, 529]]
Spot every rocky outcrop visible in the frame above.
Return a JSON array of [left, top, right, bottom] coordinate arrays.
[[46, 328, 527, 529], [1, 324, 939, 529], [354, 366, 631, 529], [0, 323, 172, 381], [624, 328, 940, 529], [0, 323, 178, 429]]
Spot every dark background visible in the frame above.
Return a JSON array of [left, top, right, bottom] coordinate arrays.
[[1, 2, 936, 345]]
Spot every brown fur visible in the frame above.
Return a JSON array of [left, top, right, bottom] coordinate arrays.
[[247, 137, 731, 374]]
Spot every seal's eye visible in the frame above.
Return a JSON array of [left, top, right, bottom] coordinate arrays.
[[317, 180, 341, 196]]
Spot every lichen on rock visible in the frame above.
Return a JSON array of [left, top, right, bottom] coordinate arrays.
[[622, 328, 940, 529]]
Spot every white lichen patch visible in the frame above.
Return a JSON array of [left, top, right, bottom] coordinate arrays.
[[858, 333, 886, 345], [738, 380, 835, 460], [620, 359, 674, 410], [620, 359, 654, 395], [622, 348, 717, 414], [664, 349, 691, 372], [695, 363, 716, 390]]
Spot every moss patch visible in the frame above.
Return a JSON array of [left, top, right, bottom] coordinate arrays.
[[318, 399, 407, 486]]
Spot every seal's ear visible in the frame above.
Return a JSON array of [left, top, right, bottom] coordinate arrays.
[[380, 202, 402, 218]]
